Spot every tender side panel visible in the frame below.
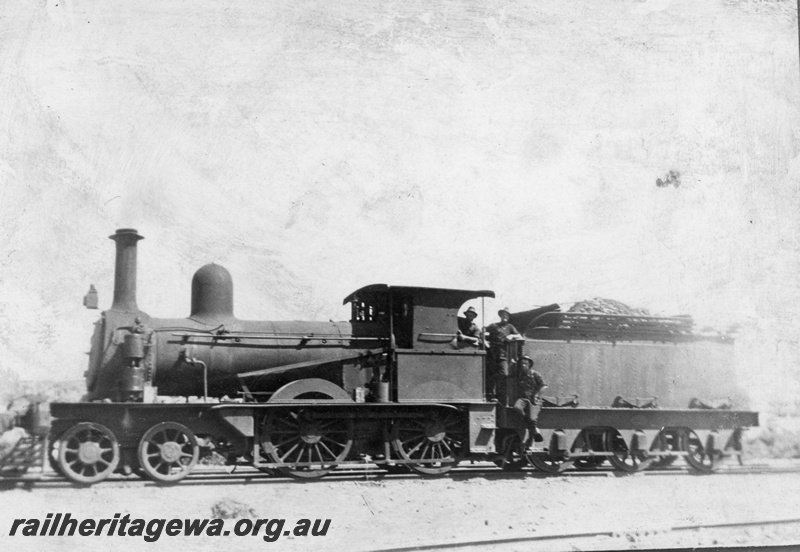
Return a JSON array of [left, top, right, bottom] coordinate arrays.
[[525, 338, 746, 409]]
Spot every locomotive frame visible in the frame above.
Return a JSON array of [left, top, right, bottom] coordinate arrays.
[[4, 229, 759, 484]]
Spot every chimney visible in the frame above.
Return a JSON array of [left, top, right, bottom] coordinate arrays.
[[109, 228, 144, 312]]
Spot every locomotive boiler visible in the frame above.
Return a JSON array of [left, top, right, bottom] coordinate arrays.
[[84, 229, 389, 403], [3, 229, 759, 484]]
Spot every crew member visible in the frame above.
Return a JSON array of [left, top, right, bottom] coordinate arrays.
[[486, 307, 523, 404], [457, 306, 482, 347], [515, 358, 546, 443]]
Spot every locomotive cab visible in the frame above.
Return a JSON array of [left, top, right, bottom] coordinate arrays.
[[344, 285, 494, 403]]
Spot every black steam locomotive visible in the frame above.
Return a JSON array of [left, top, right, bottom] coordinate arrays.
[[5, 229, 759, 484]]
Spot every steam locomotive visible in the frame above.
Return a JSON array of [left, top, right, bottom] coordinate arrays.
[[4, 229, 759, 484]]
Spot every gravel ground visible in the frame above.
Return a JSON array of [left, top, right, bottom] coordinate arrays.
[[1, 459, 799, 552]]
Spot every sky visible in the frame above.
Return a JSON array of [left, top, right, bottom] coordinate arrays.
[[1, 0, 799, 410]]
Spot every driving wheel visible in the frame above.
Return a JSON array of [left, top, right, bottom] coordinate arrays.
[[391, 413, 465, 476], [261, 409, 353, 479]]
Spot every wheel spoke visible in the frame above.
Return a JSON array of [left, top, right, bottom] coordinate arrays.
[[320, 436, 347, 449], [260, 409, 353, 479], [276, 418, 299, 430], [401, 434, 426, 447], [391, 416, 463, 476], [406, 439, 426, 457], [292, 444, 305, 464], [278, 443, 300, 462], [137, 422, 198, 484], [318, 441, 337, 460], [58, 423, 120, 485], [274, 435, 301, 448], [441, 440, 453, 455]]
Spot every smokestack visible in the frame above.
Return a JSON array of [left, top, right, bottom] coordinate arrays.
[[109, 228, 144, 312]]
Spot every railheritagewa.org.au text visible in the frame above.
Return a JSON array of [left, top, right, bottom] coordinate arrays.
[[8, 513, 330, 542]]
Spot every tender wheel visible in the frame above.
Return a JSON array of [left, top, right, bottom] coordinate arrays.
[[572, 430, 606, 471], [648, 456, 677, 470], [527, 454, 564, 474], [605, 430, 648, 473], [648, 430, 680, 470], [493, 433, 527, 472], [391, 413, 465, 476], [261, 409, 353, 479], [137, 422, 199, 484], [683, 429, 719, 473], [573, 457, 606, 471], [57, 423, 120, 484]]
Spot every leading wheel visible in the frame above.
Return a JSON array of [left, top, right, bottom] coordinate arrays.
[[605, 430, 648, 473], [391, 413, 465, 476], [57, 423, 120, 484], [683, 429, 719, 473], [137, 422, 199, 484], [261, 409, 353, 479]]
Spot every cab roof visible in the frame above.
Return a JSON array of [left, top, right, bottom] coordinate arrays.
[[343, 284, 495, 306]]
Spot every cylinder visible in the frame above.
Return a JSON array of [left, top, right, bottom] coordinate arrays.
[[109, 228, 144, 312]]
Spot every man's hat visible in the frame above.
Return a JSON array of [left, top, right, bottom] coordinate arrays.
[[463, 306, 478, 317], [498, 307, 511, 317]]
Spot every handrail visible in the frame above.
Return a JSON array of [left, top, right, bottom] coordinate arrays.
[[170, 332, 389, 342]]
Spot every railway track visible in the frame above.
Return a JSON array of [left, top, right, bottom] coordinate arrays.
[[3, 459, 798, 488], [371, 516, 800, 552]]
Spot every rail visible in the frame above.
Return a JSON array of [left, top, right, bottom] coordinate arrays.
[[4, 459, 798, 486], [372, 516, 800, 551]]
